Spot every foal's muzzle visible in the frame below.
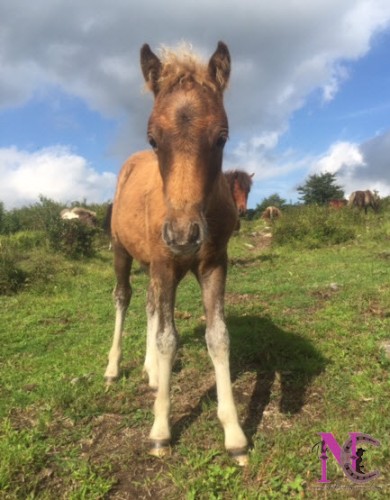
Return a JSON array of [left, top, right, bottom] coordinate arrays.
[[162, 219, 204, 255]]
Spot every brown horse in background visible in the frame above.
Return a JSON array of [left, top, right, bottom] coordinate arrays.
[[328, 199, 347, 209], [348, 190, 379, 214], [105, 42, 248, 464], [224, 170, 254, 216]]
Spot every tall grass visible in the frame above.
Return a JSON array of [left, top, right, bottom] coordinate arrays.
[[272, 205, 366, 248], [0, 228, 101, 295]]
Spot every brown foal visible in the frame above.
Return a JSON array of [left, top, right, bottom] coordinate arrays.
[[104, 41, 248, 465]]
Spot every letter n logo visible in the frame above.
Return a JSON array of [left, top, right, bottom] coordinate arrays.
[[317, 432, 380, 483]]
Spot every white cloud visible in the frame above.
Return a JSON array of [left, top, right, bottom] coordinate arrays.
[[1, 1, 390, 206], [313, 142, 366, 175], [0, 146, 116, 209], [309, 136, 390, 197], [1, 1, 390, 140]]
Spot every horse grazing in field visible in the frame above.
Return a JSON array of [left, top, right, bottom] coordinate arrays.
[[105, 42, 248, 465], [329, 199, 347, 209], [261, 206, 282, 221], [348, 190, 379, 214], [224, 170, 254, 216], [60, 207, 97, 227]]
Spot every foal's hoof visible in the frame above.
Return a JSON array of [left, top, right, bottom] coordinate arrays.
[[104, 376, 118, 387], [228, 448, 249, 466], [149, 440, 171, 458], [142, 369, 158, 391]]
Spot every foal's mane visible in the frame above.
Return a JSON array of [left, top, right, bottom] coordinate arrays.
[[224, 170, 253, 193], [145, 44, 221, 94]]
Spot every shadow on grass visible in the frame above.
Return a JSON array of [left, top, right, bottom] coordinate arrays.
[[172, 314, 328, 447]]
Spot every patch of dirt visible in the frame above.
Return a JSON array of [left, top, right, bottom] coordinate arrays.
[[378, 251, 390, 260], [80, 413, 173, 499], [310, 283, 342, 301], [233, 370, 319, 441], [364, 301, 390, 318], [249, 230, 273, 250], [380, 340, 390, 359], [6, 359, 325, 498], [225, 292, 264, 306], [174, 309, 192, 320], [80, 372, 222, 498]]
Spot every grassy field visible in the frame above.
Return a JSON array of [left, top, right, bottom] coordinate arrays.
[[0, 208, 389, 499]]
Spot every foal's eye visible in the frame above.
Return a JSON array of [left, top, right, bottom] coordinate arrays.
[[148, 136, 158, 151], [216, 134, 228, 149]]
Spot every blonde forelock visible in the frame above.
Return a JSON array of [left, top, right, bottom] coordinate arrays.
[[149, 42, 218, 93]]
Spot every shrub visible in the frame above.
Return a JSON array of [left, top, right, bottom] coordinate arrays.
[[46, 219, 98, 258], [5, 231, 46, 251], [0, 197, 65, 235], [0, 247, 27, 294], [272, 206, 361, 248]]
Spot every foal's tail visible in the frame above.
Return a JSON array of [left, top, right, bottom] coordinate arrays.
[[103, 202, 113, 241]]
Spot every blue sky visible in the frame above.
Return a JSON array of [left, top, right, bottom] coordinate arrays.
[[1, 0, 390, 209], [0, 90, 117, 172], [290, 32, 390, 148]]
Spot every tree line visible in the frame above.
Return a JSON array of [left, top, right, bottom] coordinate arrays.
[[0, 196, 110, 235], [248, 172, 344, 218], [1, 172, 387, 232]]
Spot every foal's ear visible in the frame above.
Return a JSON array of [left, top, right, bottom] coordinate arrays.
[[140, 44, 162, 95], [208, 41, 231, 91]]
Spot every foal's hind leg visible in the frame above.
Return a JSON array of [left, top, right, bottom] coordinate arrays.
[[197, 257, 248, 465], [105, 246, 133, 384]]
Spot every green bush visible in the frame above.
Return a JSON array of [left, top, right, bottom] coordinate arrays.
[[46, 219, 98, 258], [0, 197, 65, 235], [5, 231, 46, 251], [272, 205, 362, 248], [0, 247, 26, 294]]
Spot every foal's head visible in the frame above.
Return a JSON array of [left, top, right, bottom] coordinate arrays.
[[141, 42, 231, 256]]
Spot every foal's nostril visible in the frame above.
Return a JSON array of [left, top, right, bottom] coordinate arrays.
[[163, 221, 174, 245], [189, 222, 201, 244], [162, 219, 203, 253]]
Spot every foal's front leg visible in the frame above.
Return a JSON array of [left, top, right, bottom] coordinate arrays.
[[148, 266, 179, 456], [198, 257, 248, 465], [143, 285, 159, 390]]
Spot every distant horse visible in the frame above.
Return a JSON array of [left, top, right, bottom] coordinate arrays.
[[348, 190, 379, 214], [60, 207, 97, 226], [224, 170, 254, 216], [105, 42, 248, 464], [329, 199, 347, 209], [262, 206, 282, 221]]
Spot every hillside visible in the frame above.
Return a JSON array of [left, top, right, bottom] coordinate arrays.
[[1, 208, 389, 498]]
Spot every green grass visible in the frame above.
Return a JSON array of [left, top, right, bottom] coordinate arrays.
[[0, 210, 389, 498]]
